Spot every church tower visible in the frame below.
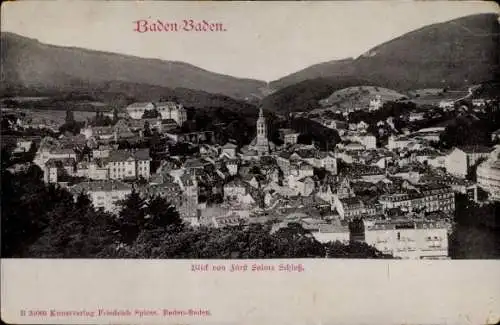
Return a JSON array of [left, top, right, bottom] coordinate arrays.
[[255, 107, 269, 155]]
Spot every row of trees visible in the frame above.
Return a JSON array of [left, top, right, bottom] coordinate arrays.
[[1, 164, 390, 259]]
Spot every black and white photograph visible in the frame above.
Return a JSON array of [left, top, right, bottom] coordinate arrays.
[[1, 1, 499, 263]]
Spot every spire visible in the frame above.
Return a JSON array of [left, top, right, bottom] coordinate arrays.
[[259, 107, 264, 118]]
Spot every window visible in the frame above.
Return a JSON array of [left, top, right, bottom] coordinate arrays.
[[397, 232, 401, 241]]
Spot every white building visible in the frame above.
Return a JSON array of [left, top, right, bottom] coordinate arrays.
[[343, 133, 377, 149], [155, 101, 187, 126], [387, 135, 415, 151], [369, 95, 382, 111], [70, 180, 132, 213], [105, 149, 151, 180], [476, 149, 500, 201], [445, 146, 492, 178], [311, 222, 350, 244], [223, 180, 247, 201], [364, 220, 449, 259], [438, 100, 455, 109], [126, 102, 155, 119]]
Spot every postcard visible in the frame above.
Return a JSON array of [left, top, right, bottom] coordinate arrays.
[[1, 1, 500, 324]]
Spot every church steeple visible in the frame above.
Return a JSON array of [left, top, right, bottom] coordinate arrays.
[[256, 107, 267, 140], [253, 106, 269, 155]]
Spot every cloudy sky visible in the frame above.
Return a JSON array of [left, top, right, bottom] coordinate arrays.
[[2, 1, 498, 81]]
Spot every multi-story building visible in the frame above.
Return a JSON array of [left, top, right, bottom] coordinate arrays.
[[279, 128, 300, 145], [125, 101, 187, 126], [43, 158, 77, 183], [477, 152, 500, 201], [104, 149, 151, 180], [446, 146, 492, 178], [387, 135, 418, 151], [223, 179, 247, 201], [125, 102, 156, 119], [378, 184, 455, 213], [35, 146, 77, 169], [70, 180, 133, 213], [364, 219, 450, 259], [155, 101, 187, 126], [343, 133, 377, 149]]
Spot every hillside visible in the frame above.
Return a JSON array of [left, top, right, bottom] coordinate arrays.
[[270, 13, 499, 91], [0, 32, 266, 101], [318, 86, 406, 111], [1, 80, 257, 113], [261, 77, 373, 114], [270, 59, 355, 90]]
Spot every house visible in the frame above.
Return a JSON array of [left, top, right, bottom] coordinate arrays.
[[104, 149, 151, 180], [408, 112, 425, 122], [279, 128, 300, 145], [221, 142, 238, 158], [364, 219, 450, 259], [342, 133, 377, 149], [369, 95, 382, 111], [35, 146, 77, 169], [334, 197, 366, 220], [472, 99, 486, 107], [438, 100, 454, 109], [378, 184, 454, 214], [311, 222, 350, 244], [225, 159, 239, 176], [76, 159, 109, 180], [224, 179, 247, 201], [70, 180, 132, 213], [12, 138, 34, 154], [445, 146, 493, 178], [43, 158, 77, 183], [289, 161, 314, 179], [92, 145, 112, 159], [321, 119, 348, 131], [288, 176, 315, 197], [387, 135, 415, 151], [476, 149, 500, 201], [155, 101, 187, 125]]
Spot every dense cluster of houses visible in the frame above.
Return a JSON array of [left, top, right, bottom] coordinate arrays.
[[4, 96, 500, 260]]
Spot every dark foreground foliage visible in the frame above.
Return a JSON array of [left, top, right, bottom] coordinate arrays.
[[1, 166, 390, 259]]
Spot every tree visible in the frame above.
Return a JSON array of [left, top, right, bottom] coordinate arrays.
[[75, 191, 92, 211], [145, 195, 183, 230], [118, 190, 147, 244]]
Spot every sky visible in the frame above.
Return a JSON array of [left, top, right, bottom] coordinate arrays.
[[2, 1, 498, 81]]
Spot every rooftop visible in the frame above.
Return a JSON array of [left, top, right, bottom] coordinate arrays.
[[71, 180, 132, 193]]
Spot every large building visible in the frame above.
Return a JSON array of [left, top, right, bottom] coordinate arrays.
[[378, 184, 455, 213], [476, 149, 500, 201], [155, 101, 187, 126], [364, 219, 450, 259], [125, 101, 187, 126], [70, 180, 132, 213], [446, 146, 493, 178], [104, 149, 152, 180]]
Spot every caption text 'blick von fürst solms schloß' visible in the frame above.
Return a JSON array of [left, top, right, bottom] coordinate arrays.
[[191, 263, 305, 272]]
